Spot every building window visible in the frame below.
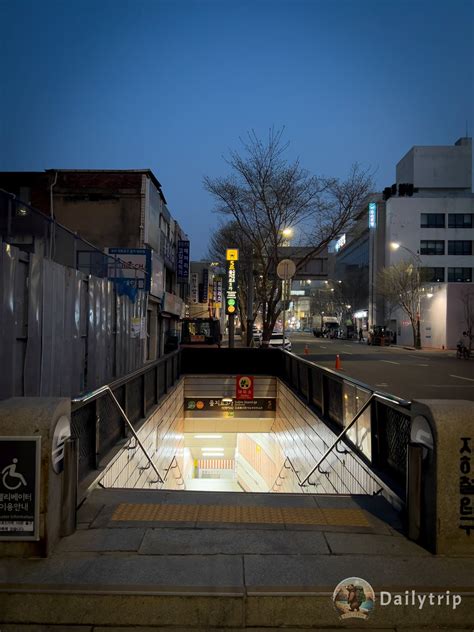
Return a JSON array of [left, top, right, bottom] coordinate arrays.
[[420, 213, 445, 228], [421, 267, 445, 282], [420, 240, 445, 255], [448, 268, 472, 282], [448, 213, 473, 228], [448, 240, 472, 256]]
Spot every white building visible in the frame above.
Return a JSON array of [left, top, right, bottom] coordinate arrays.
[[370, 137, 473, 349]]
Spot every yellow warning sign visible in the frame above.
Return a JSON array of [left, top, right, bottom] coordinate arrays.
[[226, 249, 239, 261]]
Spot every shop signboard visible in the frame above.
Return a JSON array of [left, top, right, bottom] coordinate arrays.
[[184, 398, 275, 413], [213, 278, 223, 307], [190, 273, 199, 303], [0, 437, 41, 541], [150, 252, 165, 299], [107, 248, 151, 291], [177, 240, 190, 282], [201, 268, 209, 303]]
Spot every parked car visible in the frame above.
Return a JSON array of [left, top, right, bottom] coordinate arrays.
[[252, 326, 262, 346], [367, 325, 391, 346], [268, 332, 292, 351]]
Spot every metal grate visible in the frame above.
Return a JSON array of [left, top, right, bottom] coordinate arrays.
[[383, 406, 411, 482]]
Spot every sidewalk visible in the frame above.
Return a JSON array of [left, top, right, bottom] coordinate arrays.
[[1, 488, 473, 629]]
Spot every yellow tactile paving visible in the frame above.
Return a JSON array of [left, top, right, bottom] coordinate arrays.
[[280, 507, 327, 525], [111, 502, 371, 528], [321, 508, 371, 527]]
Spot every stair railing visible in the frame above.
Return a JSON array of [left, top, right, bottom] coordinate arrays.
[[299, 392, 410, 488], [72, 385, 164, 484], [271, 456, 302, 491], [163, 455, 185, 488]]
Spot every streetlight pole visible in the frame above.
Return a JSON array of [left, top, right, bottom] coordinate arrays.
[[390, 242, 422, 350]]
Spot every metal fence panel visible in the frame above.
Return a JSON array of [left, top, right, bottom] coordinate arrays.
[[40, 258, 66, 396], [24, 252, 42, 396], [0, 243, 16, 399]]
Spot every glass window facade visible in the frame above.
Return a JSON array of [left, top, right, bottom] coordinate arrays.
[[420, 240, 445, 255], [448, 241, 472, 256], [421, 267, 445, 282], [448, 213, 473, 228], [448, 268, 472, 282], [420, 213, 445, 228]]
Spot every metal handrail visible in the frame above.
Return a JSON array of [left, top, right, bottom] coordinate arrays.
[[163, 455, 185, 488], [298, 392, 410, 488], [72, 385, 164, 484], [271, 456, 301, 491]]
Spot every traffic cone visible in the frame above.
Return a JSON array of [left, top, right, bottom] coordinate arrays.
[[304, 344, 309, 355], [335, 354, 341, 370]]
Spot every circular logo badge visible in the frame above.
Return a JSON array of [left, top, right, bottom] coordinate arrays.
[[332, 577, 375, 620], [239, 376, 251, 389], [196, 401, 205, 410]]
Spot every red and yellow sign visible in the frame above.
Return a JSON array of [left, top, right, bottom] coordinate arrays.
[[236, 375, 254, 401]]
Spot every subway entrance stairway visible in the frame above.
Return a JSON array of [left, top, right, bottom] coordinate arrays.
[[1, 348, 474, 629]]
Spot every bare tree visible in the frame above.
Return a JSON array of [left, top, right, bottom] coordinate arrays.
[[204, 128, 373, 341], [376, 261, 423, 348]]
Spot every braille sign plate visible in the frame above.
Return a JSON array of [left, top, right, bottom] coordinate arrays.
[[0, 437, 41, 540]]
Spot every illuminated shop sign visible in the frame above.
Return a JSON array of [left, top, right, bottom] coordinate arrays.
[[226, 259, 238, 314], [369, 202, 377, 228], [334, 234, 346, 252]]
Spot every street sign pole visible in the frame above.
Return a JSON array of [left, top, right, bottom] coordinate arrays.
[[276, 259, 296, 350], [228, 313, 234, 348], [226, 248, 239, 349]]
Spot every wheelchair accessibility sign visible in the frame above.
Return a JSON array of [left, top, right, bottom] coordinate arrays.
[[0, 437, 41, 540]]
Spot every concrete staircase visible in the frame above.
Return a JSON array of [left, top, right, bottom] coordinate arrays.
[[1, 488, 473, 630]]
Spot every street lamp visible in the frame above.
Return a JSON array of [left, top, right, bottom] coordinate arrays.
[[390, 242, 422, 349]]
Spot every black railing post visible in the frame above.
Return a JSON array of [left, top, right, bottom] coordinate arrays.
[[142, 373, 146, 417], [123, 382, 129, 437], [94, 398, 101, 468], [306, 365, 312, 406]]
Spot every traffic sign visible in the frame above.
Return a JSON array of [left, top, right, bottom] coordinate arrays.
[[277, 259, 296, 280], [226, 249, 239, 261]]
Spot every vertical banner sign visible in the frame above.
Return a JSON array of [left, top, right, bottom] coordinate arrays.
[[0, 437, 41, 540], [214, 278, 223, 307], [201, 269, 209, 303], [190, 273, 199, 303], [368, 202, 377, 228], [226, 259, 238, 314], [236, 375, 254, 400], [176, 240, 190, 282]]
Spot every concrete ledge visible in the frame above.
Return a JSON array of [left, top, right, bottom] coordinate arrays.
[[1, 591, 473, 629]]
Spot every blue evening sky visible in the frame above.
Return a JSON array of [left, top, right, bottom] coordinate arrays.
[[1, 0, 472, 259]]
